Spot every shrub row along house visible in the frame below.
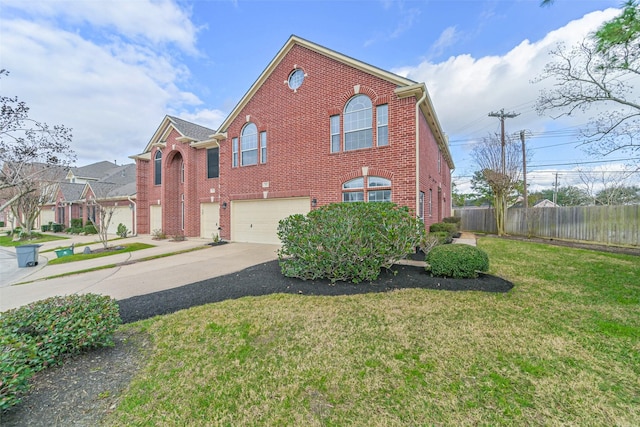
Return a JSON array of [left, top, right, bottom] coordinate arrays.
[[132, 35, 454, 244]]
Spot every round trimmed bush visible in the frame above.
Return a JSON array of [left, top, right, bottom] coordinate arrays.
[[425, 244, 489, 278], [277, 202, 425, 283]]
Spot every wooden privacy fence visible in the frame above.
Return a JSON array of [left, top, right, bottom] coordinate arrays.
[[454, 205, 640, 247]]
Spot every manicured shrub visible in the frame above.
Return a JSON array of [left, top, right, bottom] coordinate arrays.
[[117, 223, 130, 238], [83, 224, 98, 234], [151, 229, 167, 240], [70, 218, 83, 228], [425, 244, 489, 279], [443, 216, 461, 226], [0, 294, 121, 410], [429, 222, 458, 235], [51, 223, 64, 233], [278, 202, 424, 283]]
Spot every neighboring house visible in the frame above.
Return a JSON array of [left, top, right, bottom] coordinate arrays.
[[533, 199, 559, 208], [40, 161, 137, 234], [133, 35, 454, 244]]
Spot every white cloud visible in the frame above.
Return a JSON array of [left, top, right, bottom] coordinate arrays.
[[394, 8, 621, 137], [1, 0, 200, 53], [0, 2, 209, 165], [429, 26, 460, 58]]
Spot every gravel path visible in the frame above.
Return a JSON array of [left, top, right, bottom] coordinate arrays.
[[2, 259, 513, 426]]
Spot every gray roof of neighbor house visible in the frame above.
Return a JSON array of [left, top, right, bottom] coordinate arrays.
[[53, 161, 137, 202], [167, 115, 216, 141], [58, 182, 85, 202], [70, 161, 121, 180]]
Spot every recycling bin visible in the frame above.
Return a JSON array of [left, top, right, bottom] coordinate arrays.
[[15, 244, 42, 268]]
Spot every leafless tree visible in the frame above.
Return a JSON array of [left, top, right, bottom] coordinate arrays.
[[87, 200, 118, 249], [577, 167, 637, 205], [535, 36, 640, 161], [472, 133, 524, 235], [1, 70, 75, 235]]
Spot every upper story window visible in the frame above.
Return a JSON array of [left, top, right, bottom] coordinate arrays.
[[376, 104, 388, 146], [260, 131, 267, 164], [154, 150, 162, 185], [241, 123, 258, 166], [288, 69, 305, 90], [207, 147, 219, 178], [180, 160, 185, 183], [232, 138, 238, 168], [330, 115, 340, 153], [342, 176, 391, 202], [344, 95, 372, 151]]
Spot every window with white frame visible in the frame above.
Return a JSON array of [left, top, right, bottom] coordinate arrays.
[[330, 115, 340, 153], [154, 150, 162, 185], [241, 123, 258, 166], [260, 131, 267, 164], [376, 104, 388, 146], [344, 95, 372, 151], [232, 137, 238, 168], [428, 189, 433, 216], [342, 176, 391, 202], [419, 191, 425, 219]]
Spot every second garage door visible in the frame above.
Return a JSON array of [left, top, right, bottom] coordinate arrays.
[[108, 206, 134, 235], [231, 197, 310, 244]]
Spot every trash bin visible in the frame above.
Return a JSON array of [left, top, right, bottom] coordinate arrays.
[[15, 244, 42, 268]]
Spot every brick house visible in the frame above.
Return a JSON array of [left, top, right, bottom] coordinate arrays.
[[132, 35, 454, 244], [40, 162, 137, 234]]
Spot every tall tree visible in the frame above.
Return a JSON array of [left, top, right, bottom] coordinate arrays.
[[0, 70, 75, 235], [472, 133, 524, 235], [535, 1, 640, 161]]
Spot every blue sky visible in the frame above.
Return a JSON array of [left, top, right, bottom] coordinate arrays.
[[1, 0, 637, 194]]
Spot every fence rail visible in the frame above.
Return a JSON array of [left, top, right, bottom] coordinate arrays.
[[454, 205, 640, 247]]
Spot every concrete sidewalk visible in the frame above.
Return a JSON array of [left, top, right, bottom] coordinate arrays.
[[1, 234, 279, 312]]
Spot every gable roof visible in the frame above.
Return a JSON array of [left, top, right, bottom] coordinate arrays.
[[133, 115, 217, 159], [69, 161, 119, 181], [212, 35, 453, 169], [58, 182, 85, 202]]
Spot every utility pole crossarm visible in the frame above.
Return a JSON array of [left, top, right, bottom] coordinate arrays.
[[488, 109, 520, 175]]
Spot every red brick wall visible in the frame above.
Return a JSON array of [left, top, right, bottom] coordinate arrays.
[[137, 44, 451, 239], [418, 112, 452, 228], [217, 44, 433, 239]]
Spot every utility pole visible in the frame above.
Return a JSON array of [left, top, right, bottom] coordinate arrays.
[[520, 130, 527, 209], [553, 173, 559, 205], [488, 109, 520, 175]]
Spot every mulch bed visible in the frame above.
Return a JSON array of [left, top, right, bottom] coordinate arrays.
[[118, 259, 513, 324], [2, 259, 512, 426]]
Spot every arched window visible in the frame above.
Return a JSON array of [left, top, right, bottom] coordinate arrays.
[[241, 123, 258, 166], [344, 95, 372, 151], [154, 150, 162, 185], [342, 176, 391, 202]]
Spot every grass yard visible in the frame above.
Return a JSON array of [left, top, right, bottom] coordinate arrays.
[[46, 243, 155, 265], [0, 233, 68, 247], [107, 238, 639, 426]]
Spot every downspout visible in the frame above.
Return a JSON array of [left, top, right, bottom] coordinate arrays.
[[128, 195, 137, 236], [415, 87, 428, 218]]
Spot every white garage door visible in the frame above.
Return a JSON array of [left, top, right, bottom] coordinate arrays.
[[200, 202, 220, 239], [231, 197, 310, 244], [39, 209, 55, 228], [108, 206, 133, 235], [150, 205, 162, 234]]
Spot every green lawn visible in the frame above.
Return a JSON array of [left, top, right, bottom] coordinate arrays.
[[0, 233, 68, 247], [107, 238, 640, 426], [46, 243, 155, 265]]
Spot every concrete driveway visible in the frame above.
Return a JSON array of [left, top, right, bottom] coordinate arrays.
[[0, 235, 279, 312]]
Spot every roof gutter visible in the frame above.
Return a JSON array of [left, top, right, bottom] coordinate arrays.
[[415, 86, 428, 217]]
